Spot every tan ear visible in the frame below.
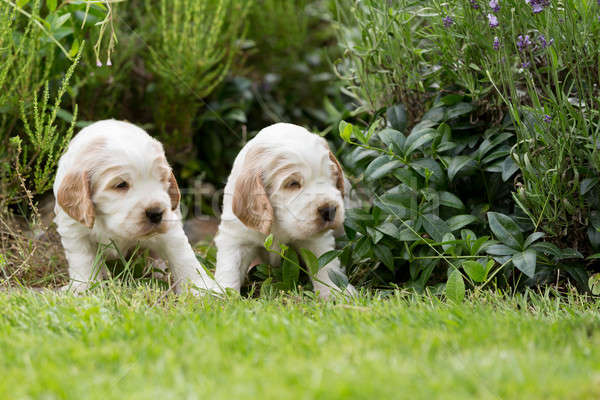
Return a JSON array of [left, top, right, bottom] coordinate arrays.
[[168, 170, 180, 211], [57, 171, 95, 228], [329, 151, 345, 198], [232, 170, 273, 235]]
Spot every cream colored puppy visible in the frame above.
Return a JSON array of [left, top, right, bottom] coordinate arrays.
[[53, 119, 215, 294], [215, 123, 356, 298]]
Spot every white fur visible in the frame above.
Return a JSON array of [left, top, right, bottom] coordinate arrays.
[[214, 123, 356, 298], [53, 119, 216, 294]]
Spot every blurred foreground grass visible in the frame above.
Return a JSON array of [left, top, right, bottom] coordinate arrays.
[[1, 287, 599, 399]]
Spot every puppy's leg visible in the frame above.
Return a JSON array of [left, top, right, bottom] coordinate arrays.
[[61, 236, 101, 293], [148, 251, 169, 281], [214, 238, 257, 293], [157, 225, 216, 295], [296, 232, 357, 299]]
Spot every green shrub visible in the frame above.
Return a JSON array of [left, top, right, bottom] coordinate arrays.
[[337, 103, 587, 296], [331, 0, 600, 292], [335, 0, 600, 243], [144, 0, 251, 140], [0, 0, 104, 207]]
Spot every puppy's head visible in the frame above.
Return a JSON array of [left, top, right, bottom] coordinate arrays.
[[57, 129, 180, 238], [232, 124, 344, 240]]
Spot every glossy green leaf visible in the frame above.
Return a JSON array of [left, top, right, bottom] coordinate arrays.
[[374, 245, 394, 272], [378, 128, 405, 151], [439, 191, 465, 210], [446, 214, 477, 232], [339, 121, 352, 143], [581, 178, 599, 196], [462, 260, 486, 282], [501, 157, 519, 182], [386, 104, 407, 132], [511, 249, 536, 278], [264, 234, 274, 250], [365, 156, 402, 181], [588, 273, 600, 295], [281, 249, 300, 289], [300, 248, 319, 276], [318, 250, 341, 271], [523, 232, 545, 249], [487, 212, 523, 249], [328, 269, 349, 290], [446, 269, 465, 303], [422, 213, 450, 242], [448, 156, 474, 181], [486, 244, 518, 256], [445, 102, 473, 119]]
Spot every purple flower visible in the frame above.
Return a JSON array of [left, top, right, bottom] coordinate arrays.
[[538, 34, 554, 48], [543, 114, 552, 122], [493, 36, 500, 50], [517, 34, 532, 51], [96, 60, 102, 67], [488, 13, 499, 28], [528, 0, 550, 13], [489, 0, 500, 12], [470, 0, 480, 9], [443, 15, 454, 27], [521, 61, 531, 68]]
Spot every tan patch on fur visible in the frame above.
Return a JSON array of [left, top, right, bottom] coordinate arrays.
[[168, 170, 180, 211], [232, 147, 274, 235], [153, 155, 180, 211], [56, 136, 110, 228], [57, 171, 95, 228], [329, 151, 345, 197]]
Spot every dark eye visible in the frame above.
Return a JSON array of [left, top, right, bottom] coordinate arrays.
[[286, 180, 301, 189], [115, 181, 129, 190]]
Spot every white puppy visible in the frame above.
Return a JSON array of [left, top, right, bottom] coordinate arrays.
[[53, 119, 215, 293], [215, 123, 356, 298]]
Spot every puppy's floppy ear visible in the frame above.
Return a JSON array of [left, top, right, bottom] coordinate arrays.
[[233, 168, 273, 236], [329, 151, 345, 198], [57, 171, 95, 228], [168, 170, 180, 211]]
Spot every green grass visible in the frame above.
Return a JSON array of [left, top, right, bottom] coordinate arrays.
[[1, 286, 600, 399]]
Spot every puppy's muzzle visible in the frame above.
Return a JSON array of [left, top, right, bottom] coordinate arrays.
[[318, 204, 337, 223], [145, 207, 164, 224]]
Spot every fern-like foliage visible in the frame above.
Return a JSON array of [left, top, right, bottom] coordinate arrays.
[[18, 44, 84, 195], [146, 0, 252, 100]]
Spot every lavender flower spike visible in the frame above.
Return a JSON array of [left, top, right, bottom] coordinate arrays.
[[487, 13, 499, 28], [489, 0, 500, 12], [517, 34, 532, 51], [443, 15, 454, 27], [493, 36, 500, 50]]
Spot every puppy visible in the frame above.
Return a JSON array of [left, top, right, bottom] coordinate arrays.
[[214, 123, 357, 298], [53, 119, 215, 293]]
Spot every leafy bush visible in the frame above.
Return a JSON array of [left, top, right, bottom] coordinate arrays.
[[337, 102, 588, 297], [334, 0, 600, 250], [329, 0, 600, 295], [144, 0, 251, 138], [0, 0, 111, 208]]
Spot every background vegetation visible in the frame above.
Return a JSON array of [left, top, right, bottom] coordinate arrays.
[[2, 0, 600, 300]]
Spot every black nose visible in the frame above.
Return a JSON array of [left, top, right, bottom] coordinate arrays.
[[318, 205, 337, 222], [145, 208, 164, 224]]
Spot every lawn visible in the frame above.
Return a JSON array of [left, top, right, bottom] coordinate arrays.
[[1, 287, 599, 399]]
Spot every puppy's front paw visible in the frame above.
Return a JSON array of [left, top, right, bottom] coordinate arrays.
[[314, 282, 358, 300], [177, 278, 221, 297], [61, 281, 91, 294]]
